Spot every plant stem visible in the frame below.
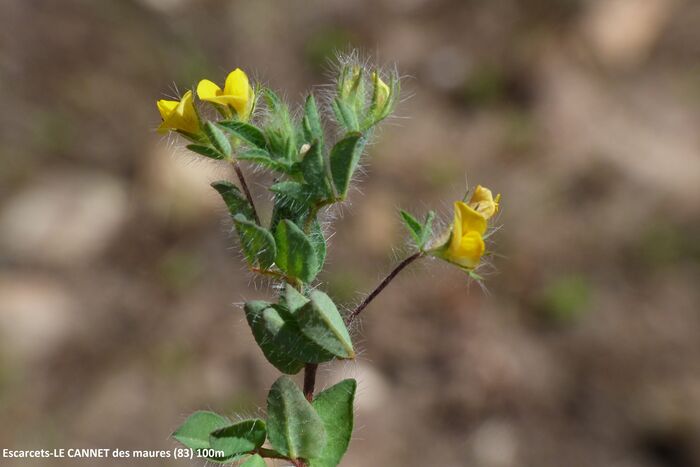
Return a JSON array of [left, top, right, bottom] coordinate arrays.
[[300, 252, 423, 407], [232, 160, 261, 225], [256, 447, 288, 460], [347, 251, 423, 325], [303, 363, 319, 402]]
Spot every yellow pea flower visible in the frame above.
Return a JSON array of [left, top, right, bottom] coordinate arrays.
[[197, 68, 254, 121], [156, 90, 200, 134], [468, 185, 501, 220], [443, 201, 487, 269]]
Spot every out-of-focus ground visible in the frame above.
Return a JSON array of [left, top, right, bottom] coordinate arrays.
[[1, 0, 700, 466]]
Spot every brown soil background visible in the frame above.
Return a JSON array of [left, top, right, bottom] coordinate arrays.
[[1, 1, 700, 466]]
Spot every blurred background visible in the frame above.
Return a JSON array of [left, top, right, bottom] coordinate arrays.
[[1, 0, 700, 466]]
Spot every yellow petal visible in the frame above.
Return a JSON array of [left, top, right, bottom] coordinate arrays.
[[223, 68, 250, 99], [197, 79, 223, 101], [447, 230, 485, 269], [455, 201, 487, 235], [158, 90, 200, 134], [468, 185, 500, 219], [157, 99, 178, 120]]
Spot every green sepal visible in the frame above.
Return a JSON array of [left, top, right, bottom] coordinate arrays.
[[204, 121, 232, 159], [218, 121, 267, 149], [211, 181, 254, 220], [329, 132, 365, 198], [296, 290, 354, 359], [233, 214, 277, 269], [331, 98, 359, 132], [261, 89, 298, 161], [240, 454, 266, 467], [300, 140, 333, 200], [266, 376, 326, 461], [275, 220, 320, 283], [186, 144, 225, 160], [303, 94, 324, 150], [244, 301, 306, 374], [209, 419, 267, 457], [309, 379, 357, 467]]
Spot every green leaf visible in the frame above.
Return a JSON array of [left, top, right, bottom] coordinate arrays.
[[244, 301, 306, 374], [420, 210, 436, 248], [282, 283, 309, 314], [233, 214, 277, 269], [204, 121, 232, 158], [211, 181, 254, 220], [329, 132, 365, 198], [296, 290, 354, 359], [300, 141, 333, 200], [275, 220, 320, 283], [210, 419, 267, 457], [238, 148, 293, 173], [240, 454, 266, 467], [172, 411, 229, 451], [270, 194, 309, 234], [332, 98, 359, 132], [218, 121, 267, 149], [269, 181, 311, 205], [400, 210, 423, 246], [266, 376, 326, 460], [309, 379, 357, 467], [308, 220, 327, 273], [303, 94, 324, 149], [186, 144, 225, 160], [265, 305, 335, 364]]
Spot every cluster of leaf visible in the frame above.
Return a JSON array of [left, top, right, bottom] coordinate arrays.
[[174, 377, 356, 467], [172, 63, 399, 466]]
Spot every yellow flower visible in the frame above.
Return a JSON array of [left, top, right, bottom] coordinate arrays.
[[197, 68, 254, 121], [443, 201, 487, 269], [156, 90, 200, 134], [468, 185, 500, 220]]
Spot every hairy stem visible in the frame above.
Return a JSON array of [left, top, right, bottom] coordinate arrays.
[[347, 251, 423, 325], [232, 161, 261, 225]]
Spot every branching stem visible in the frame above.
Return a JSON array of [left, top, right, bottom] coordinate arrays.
[[300, 251, 423, 410]]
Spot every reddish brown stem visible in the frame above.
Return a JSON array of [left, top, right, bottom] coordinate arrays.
[[303, 363, 319, 402], [232, 161, 261, 225], [346, 251, 423, 325]]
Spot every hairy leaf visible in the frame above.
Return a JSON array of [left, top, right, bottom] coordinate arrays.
[[310, 379, 357, 467], [266, 376, 326, 460], [210, 419, 267, 457]]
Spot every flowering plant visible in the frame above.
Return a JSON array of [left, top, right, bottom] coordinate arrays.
[[156, 57, 499, 467]]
